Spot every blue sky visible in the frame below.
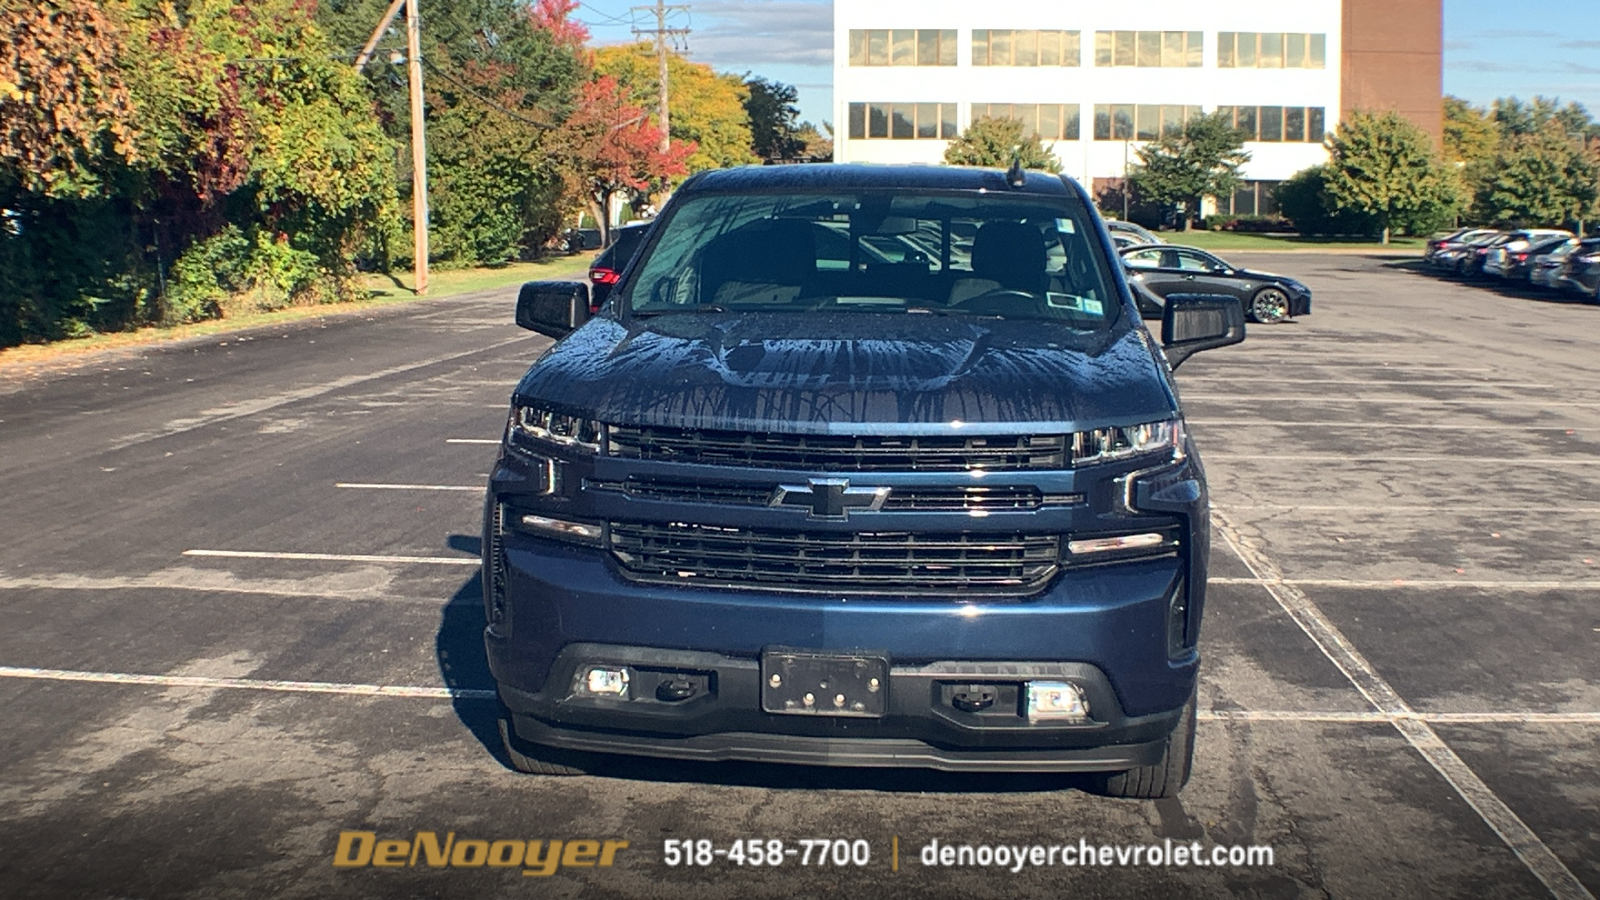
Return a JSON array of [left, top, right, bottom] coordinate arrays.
[[570, 0, 1600, 130]]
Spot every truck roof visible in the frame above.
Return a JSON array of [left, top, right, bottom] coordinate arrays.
[[683, 163, 1079, 199]]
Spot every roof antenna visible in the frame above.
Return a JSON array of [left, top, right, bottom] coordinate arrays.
[[1005, 149, 1027, 189]]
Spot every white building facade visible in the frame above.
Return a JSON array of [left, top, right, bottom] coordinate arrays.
[[833, 0, 1346, 217]]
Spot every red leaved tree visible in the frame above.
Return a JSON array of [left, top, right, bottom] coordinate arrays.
[[557, 75, 692, 246]]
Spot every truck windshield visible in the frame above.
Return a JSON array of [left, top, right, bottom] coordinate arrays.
[[619, 191, 1122, 329]]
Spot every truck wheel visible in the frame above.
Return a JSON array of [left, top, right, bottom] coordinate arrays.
[[499, 705, 589, 776], [1089, 688, 1196, 799]]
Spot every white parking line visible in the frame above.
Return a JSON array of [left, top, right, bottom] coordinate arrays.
[[1210, 576, 1600, 590], [335, 482, 481, 492], [1228, 504, 1600, 514], [183, 550, 479, 566], [1191, 421, 1587, 431], [1214, 509, 1595, 900], [0, 665, 495, 699], [1199, 710, 1600, 724], [1213, 455, 1600, 465], [105, 334, 537, 452], [446, 438, 501, 444], [1184, 396, 1600, 407], [1, 666, 1594, 726], [1180, 380, 1557, 389]]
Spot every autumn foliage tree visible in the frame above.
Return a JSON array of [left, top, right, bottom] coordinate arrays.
[[557, 75, 692, 246]]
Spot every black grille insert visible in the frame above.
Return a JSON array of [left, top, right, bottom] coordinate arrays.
[[608, 426, 1068, 472], [610, 522, 1060, 595], [606, 478, 1061, 512]]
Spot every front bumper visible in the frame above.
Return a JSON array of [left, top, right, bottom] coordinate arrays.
[[500, 644, 1182, 772]]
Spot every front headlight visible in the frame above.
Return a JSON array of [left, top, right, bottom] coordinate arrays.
[[1072, 419, 1184, 466], [511, 403, 604, 453]]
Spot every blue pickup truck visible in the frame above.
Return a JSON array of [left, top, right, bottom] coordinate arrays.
[[483, 164, 1244, 798]]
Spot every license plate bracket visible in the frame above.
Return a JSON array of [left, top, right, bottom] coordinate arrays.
[[760, 649, 888, 717]]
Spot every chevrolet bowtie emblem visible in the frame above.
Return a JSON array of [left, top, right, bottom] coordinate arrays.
[[770, 478, 891, 519]]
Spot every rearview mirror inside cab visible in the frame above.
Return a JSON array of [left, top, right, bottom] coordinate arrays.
[[1160, 293, 1246, 369], [516, 281, 591, 339]]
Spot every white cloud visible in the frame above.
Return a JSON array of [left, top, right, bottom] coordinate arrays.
[[685, 0, 833, 68]]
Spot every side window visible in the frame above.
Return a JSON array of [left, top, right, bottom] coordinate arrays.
[[813, 222, 852, 271], [1176, 250, 1226, 272], [1124, 248, 1163, 269]]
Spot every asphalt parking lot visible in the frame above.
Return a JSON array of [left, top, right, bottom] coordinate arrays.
[[0, 252, 1596, 899]]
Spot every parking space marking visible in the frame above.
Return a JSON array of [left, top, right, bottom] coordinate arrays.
[[1214, 455, 1600, 465], [0, 665, 496, 699], [1192, 421, 1588, 431], [103, 334, 537, 452], [1214, 508, 1595, 900], [1211, 576, 1600, 590], [2, 665, 1594, 727], [183, 549, 479, 566], [1180, 379, 1558, 389], [446, 438, 501, 444], [335, 482, 481, 492], [1184, 396, 1600, 407], [1228, 504, 1600, 514]]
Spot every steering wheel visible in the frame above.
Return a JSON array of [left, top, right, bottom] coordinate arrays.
[[955, 288, 1041, 317]]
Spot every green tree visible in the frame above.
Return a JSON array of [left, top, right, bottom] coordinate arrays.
[[1322, 111, 1459, 243], [1443, 96, 1498, 167], [593, 43, 759, 174], [1127, 112, 1249, 231], [1473, 124, 1598, 228], [743, 76, 805, 162], [795, 121, 832, 162], [1273, 165, 1377, 236], [943, 117, 1061, 173]]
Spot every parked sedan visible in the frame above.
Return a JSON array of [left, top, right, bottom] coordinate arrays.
[[1432, 230, 1503, 272], [1482, 230, 1576, 278], [1121, 244, 1311, 323], [1489, 235, 1575, 283], [1106, 219, 1164, 245], [1529, 239, 1579, 289], [1556, 238, 1600, 298], [1426, 227, 1496, 265]]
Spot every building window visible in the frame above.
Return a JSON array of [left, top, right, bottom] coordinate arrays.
[[848, 102, 958, 139], [1093, 104, 1204, 140], [848, 30, 957, 66], [972, 30, 1081, 66], [1094, 31, 1202, 67], [1214, 106, 1326, 142], [1221, 181, 1283, 217], [1218, 33, 1326, 69], [971, 103, 1081, 140]]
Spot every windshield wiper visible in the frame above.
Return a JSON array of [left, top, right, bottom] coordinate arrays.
[[906, 306, 1002, 318], [632, 305, 728, 317]]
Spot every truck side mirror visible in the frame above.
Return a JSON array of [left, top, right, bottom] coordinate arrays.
[[1160, 293, 1246, 369], [516, 281, 591, 339]]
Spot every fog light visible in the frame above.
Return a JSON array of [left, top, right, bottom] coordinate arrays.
[[1026, 681, 1089, 722], [518, 513, 603, 544], [1068, 532, 1169, 555], [576, 666, 629, 697]]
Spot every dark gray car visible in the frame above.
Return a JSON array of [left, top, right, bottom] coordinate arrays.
[[1120, 244, 1312, 324]]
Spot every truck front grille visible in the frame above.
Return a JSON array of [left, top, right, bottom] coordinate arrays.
[[609, 478, 1063, 512], [609, 522, 1060, 596], [608, 426, 1068, 472]]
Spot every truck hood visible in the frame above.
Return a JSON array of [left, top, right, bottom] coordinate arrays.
[[513, 312, 1177, 434]]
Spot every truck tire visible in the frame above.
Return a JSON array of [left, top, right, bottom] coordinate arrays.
[[1089, 688, 1196, 799]]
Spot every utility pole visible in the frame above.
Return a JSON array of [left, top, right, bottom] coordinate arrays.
[[631, 0, 690, 155], [354, 0, 429, 295], [405, 0, 429, 294]]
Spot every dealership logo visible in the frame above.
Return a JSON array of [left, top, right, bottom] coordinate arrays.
[[332, 831, 628, 876], [770, 477, 890, 519]]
